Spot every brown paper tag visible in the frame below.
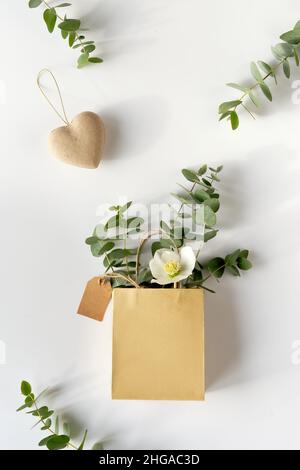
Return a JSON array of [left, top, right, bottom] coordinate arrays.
[[77, 277, 112, 321]]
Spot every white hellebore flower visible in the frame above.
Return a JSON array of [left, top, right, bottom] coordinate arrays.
[[149, 246, 196, 285]]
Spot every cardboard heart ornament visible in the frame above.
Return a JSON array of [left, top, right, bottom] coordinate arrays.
[[48, 111, 105, 169]]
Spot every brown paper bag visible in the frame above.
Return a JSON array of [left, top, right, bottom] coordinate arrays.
[[112, 288, 205, 401]]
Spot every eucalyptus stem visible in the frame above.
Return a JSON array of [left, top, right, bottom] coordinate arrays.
[[32, 399, 78, 450], [28, 0, 103, 68], [219, 19, 300, 129]]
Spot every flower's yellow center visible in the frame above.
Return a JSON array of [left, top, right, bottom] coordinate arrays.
[[164, 260, 181, 278]]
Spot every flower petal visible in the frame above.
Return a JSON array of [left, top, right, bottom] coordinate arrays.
[[179, 246, 196, 273]]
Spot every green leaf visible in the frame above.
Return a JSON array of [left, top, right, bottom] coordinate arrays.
[[283, 59, 291, 78], [198, 164, 207, 176], [219, 111, 232, 121], [43, 8, 57, 33], [171, 193, 192, 204], [230, 111, 239, 130], [259, 82, 272, 101], [82, 45, 96, 54], [97, 241, 115, 256], [204, 205, 216, 226], [182, 169, 200, 183], [237, 257, 252, 270], [226, 265, 240, 276], [151, 240, 173, 256], [193, 189, 210, 203], [25, 394, 34, 407], [30, 406, 48, 417], [85, 236, 99, 245], [88, 57, 103, 64], [61, 29, 68, 39], [21, 381, 32, 396], [73, 41, 94, 49], [58, 19, 80, 32], [218, 100, 242, 114], [120, 201, 133, 213], [105, 214, 121, 230], [226, 83, 247, 92], [204, 229, 218, 242], [109, 249, 133, 260], [273, 42, 294, 58], [294, 20, 300, 30], [77, 430, 87, 451], [238, 249, 249, 259], [69, 31, 76, 47], [257, 61, 272, 75], [39, 436, 52, 447], [125, 217, 144, 229], [56, 3, 72, 6], [16, 403, 30, 412], [160, 220, 171, 233], [280, 30, 300, 45], [271, 45, 282, 61], [248, 91, 260, 107], [250, 62, 263, 82], [28, 0, 42, 7], [204, 197, 220, 213], [90, 241, 103, 257], [41, 418, 52, 430], [46, 435, 70, 450], [207, 258, 225, 278], [55, 416, 60, 434], [225, 249, 241, 266], [77, 53, 89, 68]]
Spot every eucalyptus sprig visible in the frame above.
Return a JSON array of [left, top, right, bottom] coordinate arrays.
[[85, 165, 252, 292], [17, 380, 88, 450], [28, 0, 103, 68], [219, 20, 300, 129], [163, 165, 252, 292]]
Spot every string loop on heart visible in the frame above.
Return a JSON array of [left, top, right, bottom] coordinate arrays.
[[37, 69, 70, 126]]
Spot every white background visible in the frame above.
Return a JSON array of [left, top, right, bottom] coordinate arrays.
[[1, 0, 300, 450]]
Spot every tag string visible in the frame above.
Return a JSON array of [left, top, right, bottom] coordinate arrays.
[[37, 69, 70, 126]]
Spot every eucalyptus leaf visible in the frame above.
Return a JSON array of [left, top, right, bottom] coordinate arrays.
[[198, 164, 207, 175], [248, 91, 260, 107], [69, 31, 76, 47], [283, 60, 291, 78], [82, 45, 96, 54], [218, 100, 242, 114], [250, 62, 263, 82], [207, 258, 225, 278], [182, 169, 200, 183], [280, 30, 300, 45], [226, 83, 247, 92], [88, 57, 103, 63], [230, 111, 239, 130], [29, 0, 43, 7], [259, 82, 272, 101], [258, 61, 272, 75], [237, 257, 252, 270], [273, 42, 294, 58], [21, 381, 32, 396], [77, 53, 89, 68], [46, 435, 70, 450], [43, 8, 57, 33], [58, 19, 80, 32]]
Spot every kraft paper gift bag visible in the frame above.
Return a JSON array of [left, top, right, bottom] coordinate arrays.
[[112, 288, 205, 401]]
